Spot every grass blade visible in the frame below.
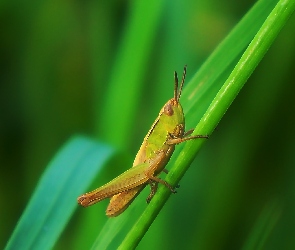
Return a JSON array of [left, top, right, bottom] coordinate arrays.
[[5, 136, 115, 250]]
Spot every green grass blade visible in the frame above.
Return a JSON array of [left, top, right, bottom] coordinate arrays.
[[118, 0, 295, 248], [242, 200, 282, 250], [91, 213, 130, 250], [5, 136, 115, 250], [99, 0, 165, 148], [182, 0, 279, 123]]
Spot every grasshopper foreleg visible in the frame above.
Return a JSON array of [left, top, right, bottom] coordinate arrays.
[[167, 133, 208, 145], [183, 128, 194, 137]]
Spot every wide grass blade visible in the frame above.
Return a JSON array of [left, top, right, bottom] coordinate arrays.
[[5, 136, 115, 250]]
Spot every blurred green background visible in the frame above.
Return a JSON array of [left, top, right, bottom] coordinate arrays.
[[1, 0, 295, 249]]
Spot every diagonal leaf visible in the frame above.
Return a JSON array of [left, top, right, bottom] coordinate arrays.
[[5, 136, 115, 250]]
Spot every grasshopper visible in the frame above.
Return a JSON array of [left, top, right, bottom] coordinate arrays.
[[77, 66, 208, 216]]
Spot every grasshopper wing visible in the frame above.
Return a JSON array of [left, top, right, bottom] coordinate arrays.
[[77, 162, 150, 207]]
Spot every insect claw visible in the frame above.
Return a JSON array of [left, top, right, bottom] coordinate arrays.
[[146, 196, 152, 203], [167, 184, 177, 194]]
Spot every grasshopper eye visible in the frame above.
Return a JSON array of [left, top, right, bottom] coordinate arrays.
[[164, 103, 174, 116]]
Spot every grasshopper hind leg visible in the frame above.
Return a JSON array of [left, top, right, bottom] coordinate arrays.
[[146, 178, 180, 204], [149, 175, 177, 194], [146, 180, 158, 203], [162, 169, 180, 188]]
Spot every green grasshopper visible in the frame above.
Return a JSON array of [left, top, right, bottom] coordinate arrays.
[[77, 66, 208, 216]]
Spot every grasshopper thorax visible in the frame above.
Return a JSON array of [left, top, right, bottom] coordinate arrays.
[[161, 98, 184, 139]]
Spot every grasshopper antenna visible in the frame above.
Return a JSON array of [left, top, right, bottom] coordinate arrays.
[[174, 70, 178, 102], [178, 65, 187, 101]]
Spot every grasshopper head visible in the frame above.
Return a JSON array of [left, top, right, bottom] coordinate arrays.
[[161, 66, 187, 138]]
